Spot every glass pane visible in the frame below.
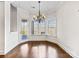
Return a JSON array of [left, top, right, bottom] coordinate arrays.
[[39, 21, 46, 35], [33, 20, 46, 35], [20, 19, 28, 40], [48, 19, 56, 28], [48, 19, 56, 36], [34, 21, 39, 35]]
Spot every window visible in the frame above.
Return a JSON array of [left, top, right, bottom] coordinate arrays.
[[48, 19, 56, 36], [31, 19, 56, 37]]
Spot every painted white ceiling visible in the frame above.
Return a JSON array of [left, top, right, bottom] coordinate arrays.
[[11, 1, 64, 16]]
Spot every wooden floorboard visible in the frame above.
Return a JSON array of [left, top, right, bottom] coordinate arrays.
[[1, 41, 72, 58], [0, 55, 5, 58]]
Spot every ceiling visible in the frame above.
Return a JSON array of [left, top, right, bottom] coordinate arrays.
[[11, 1, 64, 16]]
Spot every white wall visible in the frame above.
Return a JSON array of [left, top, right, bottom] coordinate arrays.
[[57, 2, 79, 57], [5, 1, 18, 54], [0, 2, 4, 54], [17, 8, 30, 43]]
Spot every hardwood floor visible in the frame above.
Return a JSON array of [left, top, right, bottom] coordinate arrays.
[[0, 55, 4, 58], [4, 41, 72, 58]]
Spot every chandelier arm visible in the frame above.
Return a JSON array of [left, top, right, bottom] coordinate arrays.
[[33, 1, 46, 23], [38, 1, 40, 16]]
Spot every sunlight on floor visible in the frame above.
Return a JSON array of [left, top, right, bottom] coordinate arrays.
[[39, 45, 46, 58], [20, 44, 58, 58], [31, 46, 39, 58], [48, 46, 58, 58], [20, 44, 29, 57]]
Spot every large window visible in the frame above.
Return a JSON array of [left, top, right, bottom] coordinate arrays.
[[33, 20, 46, 35], [31, 19, 56, 37]]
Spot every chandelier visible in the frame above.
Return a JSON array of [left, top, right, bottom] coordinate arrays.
[[33, 1, 46, 23]]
